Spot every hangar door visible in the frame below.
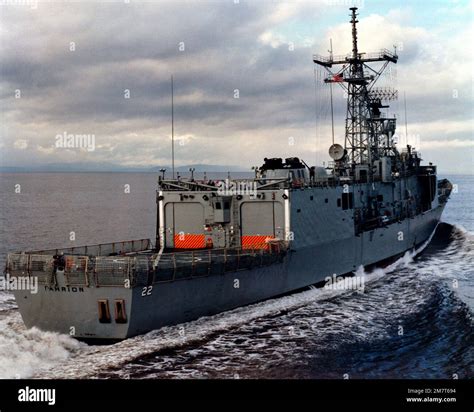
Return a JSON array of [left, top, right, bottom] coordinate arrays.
[[240, 201, 284, 249], [165, 202, 205, 249]]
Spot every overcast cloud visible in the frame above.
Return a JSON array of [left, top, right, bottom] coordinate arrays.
[[0, 0, 472, 173]]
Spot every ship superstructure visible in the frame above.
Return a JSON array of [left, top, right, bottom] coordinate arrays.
[[6, 8, 452, 340]]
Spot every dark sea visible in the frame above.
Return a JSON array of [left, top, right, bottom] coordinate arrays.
[[0, 172, 472, 379]]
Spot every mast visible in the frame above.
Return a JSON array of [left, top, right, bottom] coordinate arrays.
[[329, 39, 335, 146], [404, 91, 408, 145], [346, 6, 371, 167], [350, 7, 358, 58], [171, 75, 175, 179], [313, 7, 398, 178]]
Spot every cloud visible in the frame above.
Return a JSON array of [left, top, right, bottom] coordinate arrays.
[[421, 139, 474, 149], [13, 139, 28, 149], [0, 0, 472, 174]]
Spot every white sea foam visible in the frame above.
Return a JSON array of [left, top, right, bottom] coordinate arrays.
[[0, 290, 17, 312], [0, 313, 83, 378]]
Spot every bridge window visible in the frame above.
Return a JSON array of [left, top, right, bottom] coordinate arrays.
[[215, 202, 222, 210]]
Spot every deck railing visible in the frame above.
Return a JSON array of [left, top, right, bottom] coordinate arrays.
[[28, 238, 152, 257], [6, 240, 288, 288]]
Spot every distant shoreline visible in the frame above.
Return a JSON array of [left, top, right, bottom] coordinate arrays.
[[0, 170, 251, 173], [0, 170, 469, 176], [0, 167, 249, 174]]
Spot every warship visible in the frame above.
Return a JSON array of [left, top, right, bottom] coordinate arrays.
[[6, 8, 452, 340]]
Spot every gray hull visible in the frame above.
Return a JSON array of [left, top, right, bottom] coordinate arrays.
[[12, 203, 444, 340]]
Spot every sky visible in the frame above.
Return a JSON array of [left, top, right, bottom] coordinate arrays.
[[0, 0, 473, 173]]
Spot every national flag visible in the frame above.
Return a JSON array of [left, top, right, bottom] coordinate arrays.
[[325, 73, 344, 83]]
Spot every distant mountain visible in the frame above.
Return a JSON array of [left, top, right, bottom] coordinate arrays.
[[0, 162, 134, 172], [0, 162, 248, 173]]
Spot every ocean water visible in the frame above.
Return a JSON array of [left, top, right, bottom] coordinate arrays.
[[0, 173, 472, 379]]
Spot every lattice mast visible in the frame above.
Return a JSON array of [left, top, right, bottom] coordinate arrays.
[[313, 7, 398, 174]]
